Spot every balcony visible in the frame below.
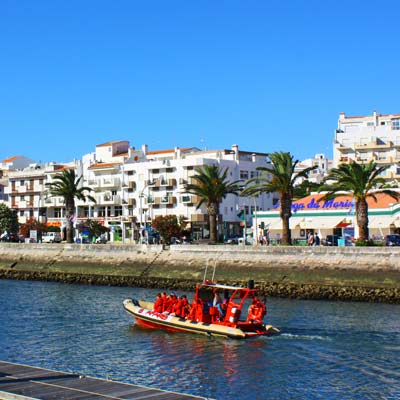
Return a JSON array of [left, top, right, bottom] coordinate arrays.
[[355, 139, 393, 150], [158, 178, 177, 187], [102, 178, 121, 187], [181, 195, 200, 205], [375, 156, 393, 164], [96, 194, 121, 204], [336, 143, 352, 151], [128, 198, 137, 207], [160, 196, 177, 205], [191, 214, 207, 223], [128, 181, 136, 191]]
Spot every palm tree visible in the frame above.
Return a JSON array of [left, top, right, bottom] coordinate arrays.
[[46, 169, 96, 243], [318, 161, 400, 242], [242, 151, 317, 245], [183, 164, 241, 243]]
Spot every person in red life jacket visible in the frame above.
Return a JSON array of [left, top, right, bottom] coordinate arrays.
[[161, 292, 169, 313], [153, 293, 163, 313], [246, 298, 260, 323], [246, 297, 266, 324], [166, 293, 178, 314], [172, 295, 188, 318], [180, 295, 190, 318]]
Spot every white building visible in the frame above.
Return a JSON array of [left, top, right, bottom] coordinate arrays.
[[334, 110, 400, 182], [7, 141, 274, 242], [294, 153, 333, 184]]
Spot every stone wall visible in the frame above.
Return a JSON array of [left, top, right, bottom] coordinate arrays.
[[1, 242, 400, 271]]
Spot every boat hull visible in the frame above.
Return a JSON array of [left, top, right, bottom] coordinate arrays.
[[123, 298, 279, 339]]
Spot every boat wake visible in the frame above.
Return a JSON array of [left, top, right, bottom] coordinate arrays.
[[277, 332, 331, 341]]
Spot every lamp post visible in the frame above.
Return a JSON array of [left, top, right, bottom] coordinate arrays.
[[139, 179, 155, 243]]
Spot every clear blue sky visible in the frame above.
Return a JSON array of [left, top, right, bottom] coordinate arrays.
[[1, 0, 400, 163]]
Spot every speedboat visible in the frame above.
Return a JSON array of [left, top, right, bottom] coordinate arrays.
[[123, 280, 280, 339]]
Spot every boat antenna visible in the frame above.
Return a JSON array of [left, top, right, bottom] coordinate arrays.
[[211, 260, 217, 283], [203, 259, 209, 283]]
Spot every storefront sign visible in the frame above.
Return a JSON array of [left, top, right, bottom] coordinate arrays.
[[274, 197, 355, 211]]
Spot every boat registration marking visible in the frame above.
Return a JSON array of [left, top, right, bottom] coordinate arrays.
[[138, 308, 173, 322]]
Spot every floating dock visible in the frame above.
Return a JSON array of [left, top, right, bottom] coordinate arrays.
[[0, 361, 207, 399]]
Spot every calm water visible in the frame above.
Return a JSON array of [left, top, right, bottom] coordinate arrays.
[[1, 279, 399, 400]]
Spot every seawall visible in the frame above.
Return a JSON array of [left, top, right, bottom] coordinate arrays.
[[1, 243, 400, 303]]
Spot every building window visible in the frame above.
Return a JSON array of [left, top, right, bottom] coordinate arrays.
[[98, 207, 106, 217], [54, 208, 62, 218], [115, 206, 123, 216], [240, 170, 249, 180], [20, 195, 25, 201], [250, 171, 259, 178], [244, 206, 249, 215], [393, 119, 400, 130], [20, 180, 24, 186]]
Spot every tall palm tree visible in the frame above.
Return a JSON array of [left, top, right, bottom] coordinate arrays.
[[242, 151, 317, 245], [46, 169, 96, 243], [183, 164, 241, 243], [318, 161, 400, 242]]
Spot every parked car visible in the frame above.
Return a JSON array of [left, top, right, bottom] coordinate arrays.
[[0, 232, 22, 243], [224, 236, 240, 245], [42, 232, 62, 243], [322, 234, 353, 247], [95, 235, 107, 244], [385, 234, 400, 246]]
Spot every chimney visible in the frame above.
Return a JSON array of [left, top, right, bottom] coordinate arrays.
[[232, 144, 239, 160], [174, 147, 181, 159], [142, 144, 148, 156], [252, 153, 257, 162]]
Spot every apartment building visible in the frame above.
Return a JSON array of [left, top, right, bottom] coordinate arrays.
[[5, 141, 275, 242], [294, 153, 333, 184], [334, 110, 400, 181]]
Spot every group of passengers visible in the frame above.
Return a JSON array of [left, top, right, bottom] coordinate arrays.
[[153, 292, 191, 318], [152, 288, 267, 324]]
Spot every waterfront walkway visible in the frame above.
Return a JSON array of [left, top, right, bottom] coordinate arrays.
[[0, 361, 207, 400]]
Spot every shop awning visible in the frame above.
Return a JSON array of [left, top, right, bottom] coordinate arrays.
[[265, 217, 304, 230], [368, 215, 396, 228], [300, 216, 348, 230]]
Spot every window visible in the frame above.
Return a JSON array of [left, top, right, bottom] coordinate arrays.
[[54, 208, 62, 218], [244, 206, 249, 215], [114, 206, 123, 216], [20, 195, 25, 201], [367, 122, 374, 126], [393, 119, 400, 130], [240, 170, 249, 180], [250, 171, 258, 178], [20, 180, 24, 186], [98, 207, 106, 217]]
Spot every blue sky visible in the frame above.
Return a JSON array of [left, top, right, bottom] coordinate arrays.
[[1, 0, 400, 163]]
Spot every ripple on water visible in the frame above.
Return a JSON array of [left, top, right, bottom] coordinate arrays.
[[1, 280, 400, 400]]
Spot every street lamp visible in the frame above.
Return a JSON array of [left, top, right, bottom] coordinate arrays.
[[139, 179, 155, 243]]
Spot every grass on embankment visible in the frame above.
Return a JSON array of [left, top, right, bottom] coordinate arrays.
[[1, 259, 399, 289]]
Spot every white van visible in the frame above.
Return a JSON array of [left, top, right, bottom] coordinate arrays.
[[42, 232, 62, 243]]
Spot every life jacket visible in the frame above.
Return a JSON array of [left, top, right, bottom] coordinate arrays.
[[154, 297, 163, 313]]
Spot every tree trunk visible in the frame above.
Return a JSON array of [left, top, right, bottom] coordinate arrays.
[[280, 193, 292, 245], [65, 199, 75, 244], [356, 199, 369, 242], [207, 203, 219, 243]]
